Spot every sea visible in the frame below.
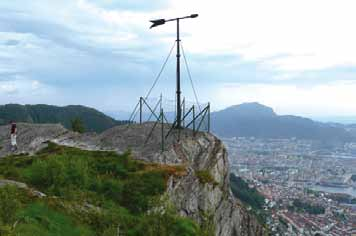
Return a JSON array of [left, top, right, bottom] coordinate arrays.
[[311, 185, 356, 198]]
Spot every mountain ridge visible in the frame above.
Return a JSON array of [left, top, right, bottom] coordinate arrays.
[[211, 102, 354, 143], [0, 104, 127, 133], [2, 102, 354, 143], [217, 102, 276, 118]]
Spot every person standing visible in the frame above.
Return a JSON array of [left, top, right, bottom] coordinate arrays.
[[10, 121, 17, 152]]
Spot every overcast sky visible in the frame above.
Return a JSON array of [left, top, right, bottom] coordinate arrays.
[[1, 0, 356, 118]]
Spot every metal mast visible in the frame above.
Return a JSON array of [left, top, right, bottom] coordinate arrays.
[[150, 14, 198, 129]]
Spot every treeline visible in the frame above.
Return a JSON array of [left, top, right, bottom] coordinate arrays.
[[0, 104, 130, 133], [230, 174, 265, 210], [229, 174, 267, 225], [291, 199, 325, 215]]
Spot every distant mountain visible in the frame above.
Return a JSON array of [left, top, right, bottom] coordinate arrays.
[[311, 116, 356, 125], [211, 102, 353, 143], [346, 124, 356, 139], [0, 104, 127, 133]]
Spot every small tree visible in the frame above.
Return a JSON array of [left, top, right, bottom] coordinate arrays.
[[71, 117, 85, 133]]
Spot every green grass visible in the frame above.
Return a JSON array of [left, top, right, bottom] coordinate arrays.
[[0, 142, 212, 236], [16, 203, 94, 236]]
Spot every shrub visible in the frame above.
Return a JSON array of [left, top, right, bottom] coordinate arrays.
[[171, 218, 200, 236], [3, 166, 20, 179], [199, 210, 216, 236], [23, 154, 91, 196], [0, 185, 21, 225], [121, 171, 166, 214], [97, 178, 123, 201], [128, 199, 201, 236], [196, 170, 217, 185], [91, 153, 131, 177], [64, 157, 90, 188], [23, 157, 66, 194]]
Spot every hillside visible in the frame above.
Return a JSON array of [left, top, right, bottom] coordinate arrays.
[[211, 102, 353, 143], [0, 123, 266, 236], [0, 143, 204, 236], [0, 104, 127, 133]]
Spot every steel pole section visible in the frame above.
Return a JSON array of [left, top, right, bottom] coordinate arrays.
[[139, 97, 143, 124], [176, 19, 182, 129]]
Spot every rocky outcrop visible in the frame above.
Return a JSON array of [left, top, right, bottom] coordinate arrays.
[[0, 123, 68, 157], [165, 132, 266, 236], [0, 179, 47, 198], [0, 123, 265, 236]]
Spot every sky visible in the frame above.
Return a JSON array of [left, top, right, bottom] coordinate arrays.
[[1, 0, 356, 119]]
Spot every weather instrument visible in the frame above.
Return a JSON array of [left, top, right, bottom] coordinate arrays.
[[150, 14, 199, 129], [129, 14, 210, 151]]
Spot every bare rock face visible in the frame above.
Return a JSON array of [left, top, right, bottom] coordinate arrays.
[[0, 123, 68, 157], [0, 123, 265, 236], [165, 132, 266, 236]]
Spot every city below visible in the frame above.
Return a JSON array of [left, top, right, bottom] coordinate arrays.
[[224, 137, 356, 236]]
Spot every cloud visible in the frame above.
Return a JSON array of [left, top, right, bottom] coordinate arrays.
[[1, 0, 356, 117], [87, 0, 169, 11], [0, 78, 48, 96], [3, 0, 356, 75], [0, 83, 17, 94], [4, 39, 19, 46], [167, 0, 356, 72]]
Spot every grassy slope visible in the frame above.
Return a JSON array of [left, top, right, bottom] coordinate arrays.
[[0, 143, 211, 236]]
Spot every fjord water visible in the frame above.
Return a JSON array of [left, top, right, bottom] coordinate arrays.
[[311, 185, 356, 198]]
